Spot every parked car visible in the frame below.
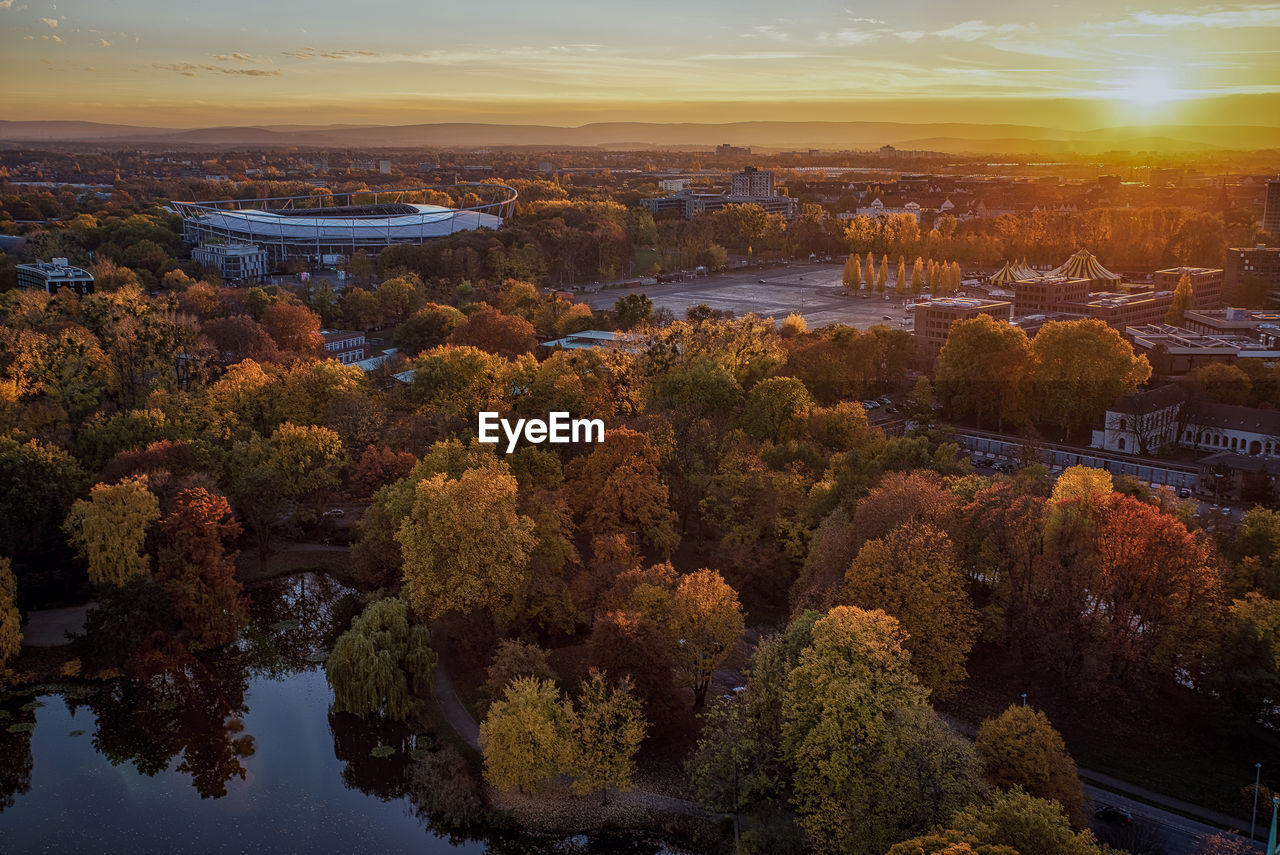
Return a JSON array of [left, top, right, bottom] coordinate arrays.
[[882, 315, 893, 320], [322, 508, 345, 519], [1094, 805, 1133, 824]]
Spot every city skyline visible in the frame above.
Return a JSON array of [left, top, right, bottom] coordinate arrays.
[[3, 0, 1280, 130]]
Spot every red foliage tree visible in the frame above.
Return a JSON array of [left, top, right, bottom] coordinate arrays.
[[156, 488, 246, 648], [260, 303, 323, 356], [349, 445, 417, 499], [447, 306, 536, 358], [200, 315, 281, 364]]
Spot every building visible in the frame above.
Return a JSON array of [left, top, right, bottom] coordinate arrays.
[[1225, 245, 1280, 304], [191, 242, 269, 284], [16, 257, 95, 296], [1265, 177, 1280, 238], [321, 329, 369, 365], [731, 167, 774, 197], [541, 329, 645, 352], [1008, 311, 1085, 337], [1153, 266, 1224, 309], [174, 184, 517, 265], [1075, 290, 1174, 331], [1011, 275, 1090, 315], [1094, 384, 1186, 456], [911, 296, 1012, 368], [658, 178, 691, 192], [1097, 387, 1280, 462], [715, 144, 751, 157], [1183, 307, 1280, 344], [1126, 324, 1280, 376], [640, 187, 798, 220]]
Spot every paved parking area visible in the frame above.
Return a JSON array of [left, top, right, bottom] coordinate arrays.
[[583, 263, 917, 330]]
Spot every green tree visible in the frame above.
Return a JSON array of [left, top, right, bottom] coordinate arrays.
[[0, 436, 87, 564], [950, 788, 1108, 855], [742, 376, 813, 443], [261, 422, 347, 511], [782, 606, 930, 854], [325, 597, 436, 721], [1030, 319, 1151, 440], [843, 525, 978, 696], [1164, 270, 1193, 326], [0, 556, 20, 670], [479, 676, 569, 794], [567, 669, 647, 802], [975, 705, 1087, 827], [396, 466, 536, 620], [934, 315, 1034, 431], [64, 475, 159, 587], [614, 292, 653, 330]]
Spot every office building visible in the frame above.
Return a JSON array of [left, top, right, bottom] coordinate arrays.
[[1011, 275, 1090, 315], [192, 242, 269, 284], [1126, 324, 1280, 376], [911, 296, 1012, 368], [1225, 245, 1280, 305], [1075, 290, 1175, 331], [321, 329, 369, 365], [16, 257, 95, 296], [1153, 266, 1224, 309], [731, 167, 775, 197]]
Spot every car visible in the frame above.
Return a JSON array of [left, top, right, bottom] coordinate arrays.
[[882, 315, 893, 320], [878, 396, 892, 405], [861, 400, 879, 410], [1221, 507, 1232, 516], [1094, 805, 1133, 824], [1179, 488, 1192, 498], [322, 508, 345, 519], [758, 278, 766, 283]]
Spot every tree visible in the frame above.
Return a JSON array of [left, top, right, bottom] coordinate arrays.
[[1165, 271, 1193, 326], [567, 669, 647, 802], [564, 428, 679, 555], [888, 830, 1017, 855], [671, 569, 745, 707], [779, 312, 807, 338], [200, 316, 280, 364], [843, 525, 978, 695], [864, 252, 875, 290], [843, 256, 862, 295], [614, 292, 653, 330], [483, 638, 556, 709], [910, 257, 925, 294], [877, 254, 888, 293], [478, 676, 569, 794], [934, 315, 1034, 431], [260, 422, 346, 512], [448, 306, 536, 358], [155, 488, 245, 648], [1030, 319, 1151, 440], [783, 606, 930, 854], [391, 303, 464, 356], [0, 556, 20, 670], [1051, 465, 1113, 503], [589, 609, 677, 721], [375, 273, 416, 323], [950, 788, 1108, 855], [0, 436, 87, 565], [325, 597, 436, 721], [742, 375, 813, 443], [895, 256, 907, 295], [975, 705, 1087, 827], [260, 302, 323, 354], [396, 466, 536, 620], [64, 475, 159, 587]]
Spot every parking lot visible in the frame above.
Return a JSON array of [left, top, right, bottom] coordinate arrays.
[[582, 263, 917, 330]]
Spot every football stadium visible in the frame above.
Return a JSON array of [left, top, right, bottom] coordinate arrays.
[[173, 183, 518, 263]]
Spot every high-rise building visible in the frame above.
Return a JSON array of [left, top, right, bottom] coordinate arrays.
[[16, 257, 95, 296], [731, 167, 774, 197], [1264, 177, 1280, 238], [1153, 266, 1224, 309], [1225, 245, 1280, 305], [192, 243, 269, 284]]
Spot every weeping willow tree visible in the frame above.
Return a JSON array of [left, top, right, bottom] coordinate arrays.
[[325, 598, 436, 721]]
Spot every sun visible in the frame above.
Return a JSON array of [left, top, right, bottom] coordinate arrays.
[[1111, 69, 1180, 106]]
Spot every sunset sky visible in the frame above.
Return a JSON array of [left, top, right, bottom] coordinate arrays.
[[3, 0, 1279, 128]]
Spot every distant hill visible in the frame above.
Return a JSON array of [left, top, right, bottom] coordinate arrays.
[[1, 119, 1277, 153]]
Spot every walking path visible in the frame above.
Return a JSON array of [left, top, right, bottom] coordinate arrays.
[[20, 603, 93, 647]]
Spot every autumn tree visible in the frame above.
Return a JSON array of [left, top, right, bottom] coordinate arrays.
[[1030, 319, 1150, 440], [564, 428, 679, 555], [566, 669, 647, 803], [843, 525, 978, 695], [260, 301, 323, 355], [895, 256, 907, 295], [200, 315, 280, 364], [589, 609, 677, 721], [614, 292, 653, 330], [1165, 270, 1193, 326], [482, 638, 557, 709], [877, 254, 888, 292], [448, 306, 537, 358], [948, 788, 1108, 855], [671, 569, 745, 707], [741, 375, 813, 443], [975, 705, 1087, 827], [396, 466, 536, 621], [325, 597, 436, 721], [349, 445, 417, 499], [779, 312, 807, 338], [842, 255, 862, 295], [0, 436, 87, 566], [155, 488, 245, 648], [64, 475, 159, 587], [783, 606, 930, 854], [479, 676, 570, 794], [0, 556, 20, 670], [934, 315, 1034, 431], [1051, 466, 1113, 503], [910, 257, 925, 294], [391, 303, 464, 356]]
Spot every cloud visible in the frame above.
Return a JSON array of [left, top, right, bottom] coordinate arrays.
[[933, 21, 1029, 41], [39, 15, 56, 27], [155, 62, 282, 77], [213, 52, 258, 62], [1131, 6, 1280, 29], [41, 33, 61, 42], [818, 29, 876, 45], [98, 38, 109, 47], [0, 0, 14, 9], [741, 24, 790, 42]]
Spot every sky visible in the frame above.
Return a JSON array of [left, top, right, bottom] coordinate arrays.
[[2, 0, 1280, 128]]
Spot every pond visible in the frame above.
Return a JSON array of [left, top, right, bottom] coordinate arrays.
[[0, 574, 680, 854]]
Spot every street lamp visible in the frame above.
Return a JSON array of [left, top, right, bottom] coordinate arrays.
[[1254, 762, 1263, 841], [1021, 692, 1027, 707]]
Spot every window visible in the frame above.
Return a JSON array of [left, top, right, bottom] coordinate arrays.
[[1117, 438, 1126, 451], [1119, 419, 1127, 431]]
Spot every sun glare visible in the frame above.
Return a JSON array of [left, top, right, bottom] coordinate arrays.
[[1112, 69, 1180, 106]]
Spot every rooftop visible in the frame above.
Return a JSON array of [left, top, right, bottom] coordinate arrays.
[[17, 258, 93, 279], [912, 296, 1010, 310]]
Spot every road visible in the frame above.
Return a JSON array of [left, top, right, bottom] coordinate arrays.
[[1085, 782, 1262, 854]]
